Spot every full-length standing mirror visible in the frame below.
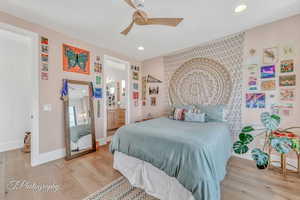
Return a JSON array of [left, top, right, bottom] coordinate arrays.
[[63, 80, 96, 160]]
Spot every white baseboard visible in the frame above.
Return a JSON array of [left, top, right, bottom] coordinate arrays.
[[234, 153, 298, 171], [97, 136, 113, 146], [0, 140, 23, 152], [32, 137, 113, 167], [31, 148, 66, 167]]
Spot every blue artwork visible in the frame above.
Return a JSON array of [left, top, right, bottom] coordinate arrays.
[[94, 88, 102, 99], [133, 83, 139, 90], [246, 93, 266, 109], [261, 65, 275, 79]]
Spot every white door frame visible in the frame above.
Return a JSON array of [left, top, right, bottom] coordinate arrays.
[[0, 23, 39, 167], [103, 55, 131, 140]]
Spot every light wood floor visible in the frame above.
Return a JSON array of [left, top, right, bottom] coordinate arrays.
[[2, 145, 300, 200]]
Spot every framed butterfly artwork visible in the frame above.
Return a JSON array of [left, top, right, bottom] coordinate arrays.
[[63, 44, 90, 75]]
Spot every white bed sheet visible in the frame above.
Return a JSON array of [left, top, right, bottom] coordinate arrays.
[[114, 151, 195, 200]]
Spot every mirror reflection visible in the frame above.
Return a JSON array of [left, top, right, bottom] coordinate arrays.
[[68, 83, 93, 156]]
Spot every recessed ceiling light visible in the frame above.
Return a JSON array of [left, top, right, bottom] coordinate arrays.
[[138, 46, 144, 51], [234, 4, 247, 13]]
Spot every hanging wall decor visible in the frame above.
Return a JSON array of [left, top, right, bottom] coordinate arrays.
[[247, 64, 259, 91], [280, 88, 295, 101], [133, 91, 139, 99], [96, 76, 101, 85], [261, 80, 276, 91], [146, 75, 162, 83], [263, 47, 278, 64], [142, 76, 147, 101], [63, 44, 90, 75], [279, 75, 296, 87], [94, 56, 102, 73], [97, 100, 101, 118], [280, 60, 294, 73], [151, 97, 157, 106], [40, 36, 49, 80], [261, 65, 276, 79], [149, 86, 159, 95], [280, 45, 295, 60], [131, 65, 140, 71], [133, 83, 139, 90], [133, 71, 139, 80], [94, 88, 102, 98], [246, 93, 266, 109]]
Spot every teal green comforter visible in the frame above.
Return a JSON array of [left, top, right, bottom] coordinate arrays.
[[110, 117, 232, 200]]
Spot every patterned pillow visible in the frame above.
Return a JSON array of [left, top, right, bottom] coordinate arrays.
[[173, 108, 186, 121], [184, 112, 206, 122]]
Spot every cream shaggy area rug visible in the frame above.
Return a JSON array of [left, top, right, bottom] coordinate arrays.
[[83, 176, 158, 200]]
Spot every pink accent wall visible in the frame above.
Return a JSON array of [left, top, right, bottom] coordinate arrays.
[[0, 11, 141, 154]]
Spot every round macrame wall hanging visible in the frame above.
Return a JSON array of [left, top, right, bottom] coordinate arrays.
[[169, 58, 232, 106]]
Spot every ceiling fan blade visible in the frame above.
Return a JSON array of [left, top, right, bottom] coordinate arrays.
[[121, 21, 135, 35], [123, 0, 136, 9], [146, 18, 183, 26]]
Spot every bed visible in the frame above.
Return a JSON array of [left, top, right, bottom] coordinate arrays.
[[110, 117, 232, 200]]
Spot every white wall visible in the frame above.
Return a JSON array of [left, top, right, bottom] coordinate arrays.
[[0, 29, 32, 152], [142, 57, 166, 118]]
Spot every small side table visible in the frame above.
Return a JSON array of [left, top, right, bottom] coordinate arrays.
[[268, 132, 300, 177]]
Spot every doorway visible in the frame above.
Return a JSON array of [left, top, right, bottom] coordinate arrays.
[[0, 23, 39, 166], [103, 55, 130, 140]]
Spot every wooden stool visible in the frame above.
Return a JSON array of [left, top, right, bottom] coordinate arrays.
[[268, 133, 300, 177]]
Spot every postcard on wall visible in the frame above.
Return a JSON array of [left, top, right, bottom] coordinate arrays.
[[280, 44, 295, 60], [133, 83, 139, 90], [151, 97, 157, 106], [133, 91, 139, 100], [41, 63, 49, 72], [41, 72, 48, 80], [94, 88, 102, 98], [41, 54, 48, 62], [40, 37, 48, 45], [271, 103, 280, 115], [261, 80, 276, 91], [280, 88, 295, 101], [261, 65, 275, 79], [63, 44, 90, 75], [263, 47, 278, 64], [280, 60, 294, 73], [248, 76, 258, 91], [246, 93, 266, 109], [279, 103, 294, 117], [96, 76, 101, 85], [41, 44, 49, 54], [133, 72, 139, 80], [279, 75, 296, 87]]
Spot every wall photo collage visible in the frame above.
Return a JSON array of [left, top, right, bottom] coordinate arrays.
[[40, 36, 49, 80], [131, 65, 140, 107], [246, 44, 296, 117]]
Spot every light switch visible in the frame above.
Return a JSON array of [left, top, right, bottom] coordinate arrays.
[[43, 104, 52, 112]]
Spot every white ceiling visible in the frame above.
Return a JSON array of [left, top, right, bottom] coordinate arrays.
[[0, 0, 299, 61]]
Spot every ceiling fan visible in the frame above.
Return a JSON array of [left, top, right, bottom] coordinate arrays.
[[120, 0, 184, 35]]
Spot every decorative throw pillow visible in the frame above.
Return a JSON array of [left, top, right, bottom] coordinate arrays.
[[173, 108, 186, 121], [197, 104, 228, 122], [184, 112, 206, 123]]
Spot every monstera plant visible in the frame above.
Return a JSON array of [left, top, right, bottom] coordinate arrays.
[[233, 112, 300, 169]]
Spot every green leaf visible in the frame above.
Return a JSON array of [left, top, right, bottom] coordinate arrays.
[[233, 141, 249, 154], [271, 137, 292, 154], [271, 114, 280, 122], [251, 148, 269, 170], [239, 133, 254, 145], [261, 112, 280, 131], [242, 126, 255, 133]]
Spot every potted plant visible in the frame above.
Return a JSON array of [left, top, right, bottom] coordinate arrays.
[[233, 112, 300, 169]]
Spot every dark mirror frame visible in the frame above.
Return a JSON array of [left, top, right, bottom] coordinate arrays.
[[63, 79, 96, 161]]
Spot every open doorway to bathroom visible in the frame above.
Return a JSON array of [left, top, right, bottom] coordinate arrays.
[[103, 56, 130, 140]]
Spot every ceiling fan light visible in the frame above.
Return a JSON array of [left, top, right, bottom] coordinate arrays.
[[235, 4, 247, 13]]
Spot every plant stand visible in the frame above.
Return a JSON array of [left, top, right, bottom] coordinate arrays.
[[268, 145, 300, 177]]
